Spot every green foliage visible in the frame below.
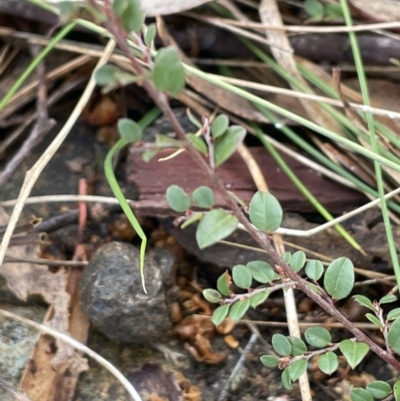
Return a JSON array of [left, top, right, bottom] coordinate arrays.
[[94, 64, 137, 92], [288, 359, 307, 381], [304, 326, 331, 348], [288, 336, 307, 356], [365, 313, 382, 328], [366, 381, 392, 399], [181, 212, 203, 229], [289, 251, 306, 272], [393, 380, 400, 400], [232, 264, 252, 289], [217, 271, 231, 296], [155, 134, 181, 148], [379, 294, 397, 304], [353, 295, 374, 311], [350, 388, 374, 401], [214, 125, 246, 166], [318, 352, 338, 375], [272, 334, 292, 356], [339, 340, 369, 369], [211, 304, 229, 326], [246, 260, 274, 283], [304, 0, 342, 21], [305, 259, 324, 281], [388, 318, 400, 353], [387, 308, 400, 321], [117, 118, 142, 142], [304, 0, 324, 20], [192, 186, 214, 208], [249, 290, 270, 308], [144, 23, 156, 47], [187, 133, 207, 155], [195, 209, 238, 249], [112, 0, 144, 32], [203, 289, 222, 303], [281, 368, 292, 390], [260, 355, 279, 368], [229, 298, 251, 321], [166, 185, 191, 213], [152, 47, 185, 96], [211, 114, 229, 138], [324, 257, 354, 300], [248, 191, 283, 232]]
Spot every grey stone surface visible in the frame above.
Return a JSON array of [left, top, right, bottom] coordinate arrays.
[[79, 242, 176, 343]]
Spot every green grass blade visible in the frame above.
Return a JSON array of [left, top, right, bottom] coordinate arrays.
[[339, 0, 400, 287]]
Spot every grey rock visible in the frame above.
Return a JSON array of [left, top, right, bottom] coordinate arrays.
[[80, 242, 176, 343]]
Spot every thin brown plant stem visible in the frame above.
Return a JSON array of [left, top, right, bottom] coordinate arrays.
[[95, 0, 400, 371]]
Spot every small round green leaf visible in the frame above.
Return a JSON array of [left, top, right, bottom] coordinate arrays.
[[260, 355, 279, 368], [195, 209, 238, 249], [166, 185, 191, 212], [304, 326, 331, 348], [339, 340, 369, 369], [281, 368, 293, 390], [387, 308, 400, 321], [304, 0, 324, 19], [95, 64, 119, 85], [247, 260, 274, 284], [232, 264, 252, 289], [318, 352, 338, 375], [211, 304, 230, 326], [288, 336, 307, 356], [324, 257, 354, 300], [249, 191, 282, 232], [288, 359, 307, 382], [388, 317, 400, 353], [250, 290, 270, 308], [117, 118, 142, 143], [119, 0, 145, 32], [379, 294, 397, 304], [229, 298, 251, 321], [350, 387, 374, 401], [366, 381, 392, 399], [305, 259, 324, 281], [289, 251, 306, 272], [203, 289, 222, 304], [211, 114, 229, 138], [217, 271, 231, 296], [353, 295, 374, 311], [152, 47, 185, 96], [393, 380, 400, 401], [272, 334, 292, 356], [192, 186, 214, 208], [214, 125, 246, 166]]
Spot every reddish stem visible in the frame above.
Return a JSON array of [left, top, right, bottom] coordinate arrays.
[[90, 0, 400, 371]]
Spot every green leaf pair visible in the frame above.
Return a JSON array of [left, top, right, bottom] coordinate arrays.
[[166, 185, 215, 213]]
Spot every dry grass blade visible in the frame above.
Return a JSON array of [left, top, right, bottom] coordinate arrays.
[[0, 308, 142, 401], [0, 39, 116, 267]]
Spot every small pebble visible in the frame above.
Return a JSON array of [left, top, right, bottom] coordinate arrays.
[[80, 241, 176, 343]]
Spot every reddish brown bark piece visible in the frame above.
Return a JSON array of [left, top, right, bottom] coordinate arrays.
[[127, 147, 366, 214]]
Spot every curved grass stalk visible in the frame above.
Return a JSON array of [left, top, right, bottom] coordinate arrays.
[[103, 107, 161, 294]]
